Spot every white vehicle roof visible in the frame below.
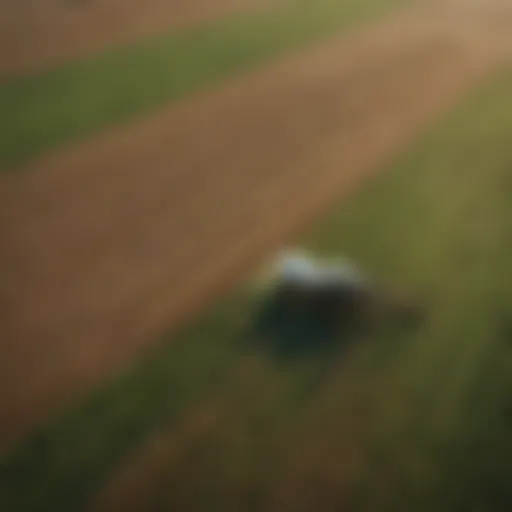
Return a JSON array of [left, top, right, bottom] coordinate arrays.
[[274, 249, 367, 288], [275, 249, 319, 286]]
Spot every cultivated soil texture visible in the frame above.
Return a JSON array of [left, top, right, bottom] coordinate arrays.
[[0, 0, 281, 78], [1, 0, 511, 449]]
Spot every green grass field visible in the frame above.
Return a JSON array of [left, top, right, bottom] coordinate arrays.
[[0, 0, 408, 171], [1, 61, 512, 511]]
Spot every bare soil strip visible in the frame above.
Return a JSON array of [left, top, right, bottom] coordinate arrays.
[[0, 0, 511, 450], [0, 0, 281, 78]]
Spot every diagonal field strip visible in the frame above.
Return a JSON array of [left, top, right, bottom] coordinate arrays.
[[0, 0, 409, 169], [0, 0, 282, 79], [0, 0, 511, 453]]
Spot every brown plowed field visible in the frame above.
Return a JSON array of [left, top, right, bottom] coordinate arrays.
[[0, 0, 511, 450], [0, 0, 281, 78]]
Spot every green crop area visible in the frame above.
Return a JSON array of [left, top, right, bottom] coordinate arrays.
[[0, 0, 409, 171], [1, 59, 512, 511]]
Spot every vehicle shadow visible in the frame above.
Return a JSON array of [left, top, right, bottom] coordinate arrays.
[[243, 292, 361, 363], [241, 287, 424, 365]]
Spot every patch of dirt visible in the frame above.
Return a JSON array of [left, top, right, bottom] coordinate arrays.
[[91, 402, 223, 512], [0, 0, 511, 452], [0, 0, 282, 79], [91, 335, 370, 511]]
